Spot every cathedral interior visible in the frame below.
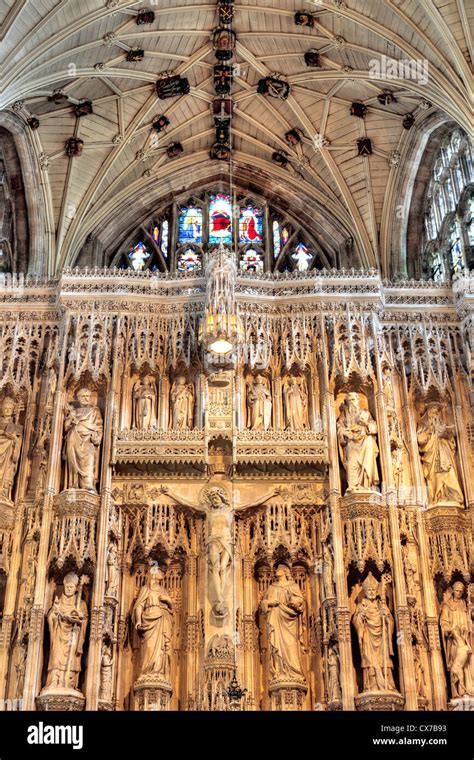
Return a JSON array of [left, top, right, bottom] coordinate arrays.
[[0, 0, 472, 714]]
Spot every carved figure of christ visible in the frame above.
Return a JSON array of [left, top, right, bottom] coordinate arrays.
[[159, 485, 280, 612]]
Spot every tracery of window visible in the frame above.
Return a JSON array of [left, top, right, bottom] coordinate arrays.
[[423, 128, 473, 280], [115, 191, 332, 274]]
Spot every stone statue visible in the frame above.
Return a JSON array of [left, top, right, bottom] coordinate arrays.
[[337, 392, 379, 492], [170, 376, 194, 429], [322, 543, 335, 599], [133, 566, 173, 682], [161, 484, 279, 620], [413, 643, 428, 701], [44, 572, 88, 692], [0, 396, 23, 500], [105, 541, 119, 598], [283, 375, 309, 430], [63, 388, 103, 492], [99, 642, 114, 701], [247, 375, 272, 430], [351, 572, 396, 692], [327, 642, 341, 703], [259, 564, 306, 683], [439, 581, 474, 698], [417, 403, 463, 505], [132, 376, 157, 430]]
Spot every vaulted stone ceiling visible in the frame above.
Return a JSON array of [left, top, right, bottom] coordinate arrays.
[[0, 0, 472, 276]]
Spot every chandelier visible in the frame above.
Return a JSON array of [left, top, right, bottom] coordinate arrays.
[[199, 244, 244, 361]]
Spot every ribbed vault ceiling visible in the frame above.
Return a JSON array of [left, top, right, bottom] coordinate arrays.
[[0, 0, 472, 275]]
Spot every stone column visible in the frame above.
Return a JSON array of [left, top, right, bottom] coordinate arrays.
[[398, 353, 447, 710], [320, 317, 355, 710], [84, 317, 122, 710], [371, 315, 417, 710], [22, 318, 70, 710]]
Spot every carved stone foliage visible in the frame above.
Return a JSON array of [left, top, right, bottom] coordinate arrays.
[[340, 493, 392, 571]]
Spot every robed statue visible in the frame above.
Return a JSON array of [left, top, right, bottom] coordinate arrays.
[[44, 572, 88, 692], [283, 375, 309, 430], [351, 572, 396, 692], [337, 392, 379, 491], [0, 396, 23, 500], [260, 564, 306, 683], [247, 375, 272, 431], [417, 402, 463, 505], [132, 376, 157, 430], [170, 376, 194, 429], [63, 388, 103, 491], [133, 566, 173, 682], [439, 581, 474, 698]]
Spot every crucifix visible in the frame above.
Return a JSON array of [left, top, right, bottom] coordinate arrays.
[[160, 484, 280, 620]]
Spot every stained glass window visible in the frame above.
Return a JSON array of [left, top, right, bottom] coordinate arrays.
[[273, 220, 281, 258], [161, 219, 169, 257], [239, 249, 263, 273], [467, 197, 474, 247], [291, 242, 312, 271], [178, 206, 203, 244], [239, 205, 263, 244], [281, 225, 290, 247], [177, 248, 202, 272], [449, 223, 463, 273], [152, 225, 159, 244], [128, 242, 150, 271], [209, 193, 232, 244]]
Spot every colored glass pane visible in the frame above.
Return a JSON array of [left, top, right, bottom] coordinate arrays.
[[240, 249, 263, 273], [273, 221, 281, 258], [161, 219, 169, 257], [291, 242, 312, 271], [281, 225, 290, 247], [152, 225, 159, 244], [177, 248, 202, 272], [178, 206, 203, 244], [239, 205, 263, 244], [209, 193, 232, 244], [128, 242, 150, 271]]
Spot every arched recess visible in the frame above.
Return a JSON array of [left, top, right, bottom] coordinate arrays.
[[383, 112, 469, 279], [0, 112, 48, 276], [71, 162, 359, 272]]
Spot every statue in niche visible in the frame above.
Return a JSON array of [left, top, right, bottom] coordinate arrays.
[[259, 564, 306, 683], [417, 402, 463, 505], [161, 484, 279, 620], [247, 375, 272, 430], [132, 375, 157, 430], [21, 556, 37, 602], [413, 643, 428, 701], [337, 392, 379, 492], [44, 572, 88, 692], [327, 642, 341, 703], [322, 543, 335, 599], [99, 642, 114, 701], [283, 375, 309, 430], [133, 566, 173, 682], [439, 581, 474, 698], [105, 541, 119, 599], [351, 572, 396, 693], [45, 366, 57, 408], [170, 376, 194, 429], [63, 388, 103, 492], [0, 396, 23, 501]]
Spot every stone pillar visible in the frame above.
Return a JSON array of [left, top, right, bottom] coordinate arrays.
[[398, 356, 447, 710], [371, 315, 416, 710], [84, 318, 122, 710], [320, 318, 355, 710]]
